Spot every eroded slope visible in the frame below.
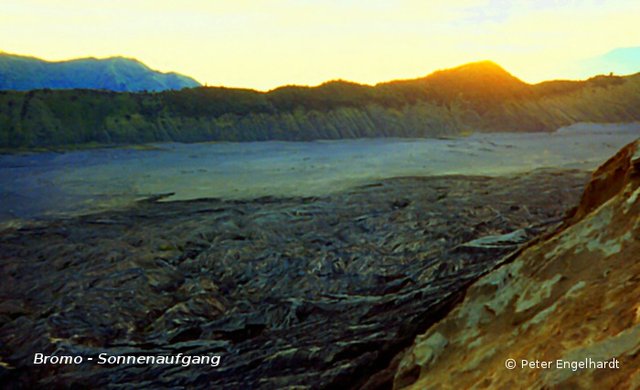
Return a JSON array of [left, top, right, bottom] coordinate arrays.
[[393, 140, 640, 389]]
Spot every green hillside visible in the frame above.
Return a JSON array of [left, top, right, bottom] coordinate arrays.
[[0, 61, 638, 150], [0, 53, 200, 92]]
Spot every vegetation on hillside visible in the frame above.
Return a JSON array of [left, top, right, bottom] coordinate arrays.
[[0, 61, 638, 150]]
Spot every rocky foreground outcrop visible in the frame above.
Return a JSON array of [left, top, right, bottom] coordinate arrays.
[[0, 169, 588, 388], [391, 139, 640, 389]]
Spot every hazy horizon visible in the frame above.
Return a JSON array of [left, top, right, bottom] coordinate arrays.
[[2, 49, 639, 92], [2, 0, 639, 90]]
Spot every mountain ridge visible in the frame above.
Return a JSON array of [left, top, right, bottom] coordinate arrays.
[[0, 59, 638, 150], [0, 52, 201, 92]]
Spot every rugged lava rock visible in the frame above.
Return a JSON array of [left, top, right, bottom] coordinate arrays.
[[391, 140, 640, 389], [0, 170, 588, 388]]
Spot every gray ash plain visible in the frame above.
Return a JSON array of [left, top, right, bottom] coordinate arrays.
[[1, 168, 589, 388]]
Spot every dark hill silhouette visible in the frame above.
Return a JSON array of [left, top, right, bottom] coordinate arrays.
[[0, 59, 638, 149], [381, 61, 533, 113]]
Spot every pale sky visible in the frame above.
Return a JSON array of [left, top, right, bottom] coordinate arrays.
[[1, 0, 639, 90]]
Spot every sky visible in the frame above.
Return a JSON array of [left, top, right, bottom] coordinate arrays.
[[1, 0, 639, 90]]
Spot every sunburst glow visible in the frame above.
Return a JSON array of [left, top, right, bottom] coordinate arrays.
[[1, 0, 638, 89]]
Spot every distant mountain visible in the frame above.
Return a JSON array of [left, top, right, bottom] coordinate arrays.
[[575, 47, 640, 79], [0, 60, 639, 150], [0, 53, 201, 92]]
